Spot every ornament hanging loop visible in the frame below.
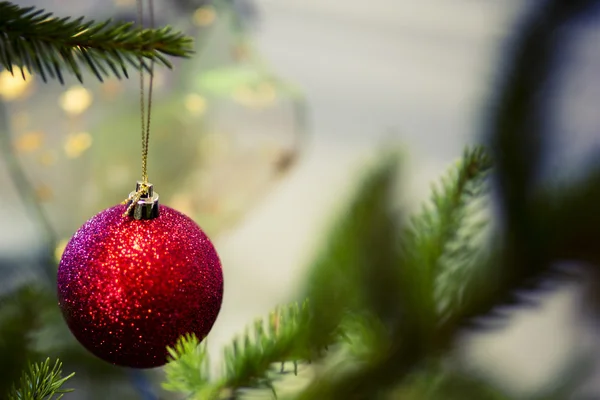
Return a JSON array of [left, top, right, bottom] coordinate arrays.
[[125, 181, 159, 220]]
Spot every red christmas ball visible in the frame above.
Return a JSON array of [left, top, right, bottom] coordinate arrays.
[[57, 204, 223, 368]]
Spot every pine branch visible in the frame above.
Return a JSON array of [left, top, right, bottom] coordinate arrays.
[[220, 302, 307, 395], [163, 302, 309, 399], [489, 0, 598, 277], [152, 1, 600, 398], [0, 1, 193, 83], [0, 286, 45, 396], [439, 0, 600, 339], [433, 0, 600, 358], [163, 334, 216, 399], [301, 151, 403, 353], [295, 148, 492, 399], [7, 358, 74, 400], [390, 366, 510, 400], [402, 146, 492, 322], [540, 168, 600, 267]]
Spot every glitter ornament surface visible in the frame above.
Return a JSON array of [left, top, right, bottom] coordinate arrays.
[[57, 204, 223, 368]]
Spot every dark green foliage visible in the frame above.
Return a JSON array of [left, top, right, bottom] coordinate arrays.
[[7, 358, 74, 400], [294, 147, 493, 400], [390, 366, 510, 400], [0, 286, 44, 396], [537, 168, 600, 267], [301, 152, 403, 358], [0, 285, 126, 399], [488, 0, 600, 294], [220, 302, 308, 393], [163, 334, 213, 397], [404, 146, 492, 322], [157, 0, 600, 394], [0, 1, 193, 83], [159, 146, 495, 399], [442, 0, 600, 341], [163, 302, 311, 398]]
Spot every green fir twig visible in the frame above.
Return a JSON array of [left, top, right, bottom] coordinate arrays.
[[301, 151, 403, 355], [220, 302, 308, 396], [7, 358, 74, 400], [0, 1, 193, 83], [296, 148, 493, 399], [163, 302, 309, 399], [163, 334, 215, 399], [403, 146, 492, 321]]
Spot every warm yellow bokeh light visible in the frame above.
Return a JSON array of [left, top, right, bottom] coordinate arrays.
[[185, 93, 208, 116], [193, 6, 216, 26], [0, 70, 33, 101], [14, 131, 44, 154], [55, 238, 69, 262], [64, 132, 93, 158], [59, 85, 93, 116]]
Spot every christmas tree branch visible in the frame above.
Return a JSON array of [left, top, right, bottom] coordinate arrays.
[[7, 358, 74, 400], [438, 0, 600, 339], [0, 1, 193, 83], [301, 151, 403, 353], [163, 334, 214, 398], [0, 287, 44, 396], [163, 302, 310, 399], [489, 0, 598, 275], [403, 146, 492, 321], [219, 302, 308, 394], [170, 1, 600, 398], [296, 147, 492, 399]]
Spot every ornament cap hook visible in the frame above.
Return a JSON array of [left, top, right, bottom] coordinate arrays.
[[126, 181, 160, 220]]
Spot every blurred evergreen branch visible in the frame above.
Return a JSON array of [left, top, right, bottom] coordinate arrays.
[[442, 0, 600, 340], [403, 146, 492, 322], [163, 302, 310, 399], [389, 366, 511, 400], [0, 285, 119, 400], [0, 287, 44, 396], [295, 147, 492, 400], [163, 334, 214, 398], [301, 152, 403, 356], [0, 1, 193, 83], [7, 358, 74, 400], [162, 146, 495, 399], [219, 302, 307, 394]]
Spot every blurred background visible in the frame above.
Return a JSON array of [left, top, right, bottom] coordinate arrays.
[[2, 0, 600, 398]]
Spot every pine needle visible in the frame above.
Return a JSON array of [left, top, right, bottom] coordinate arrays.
[[7, 358, 74, 400], [163, 302, 310, 399], [0, 1, 193, 83]]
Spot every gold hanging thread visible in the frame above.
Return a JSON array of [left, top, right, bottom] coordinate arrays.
[[138, 0, 154, 184], [123, 0, 156, 218]]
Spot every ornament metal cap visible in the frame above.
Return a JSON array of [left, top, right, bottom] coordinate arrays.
[[126, 181, 160, 220]]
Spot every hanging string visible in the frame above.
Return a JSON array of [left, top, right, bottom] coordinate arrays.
[[137, 0, 155, 184], [124, 0, 155, 216]]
